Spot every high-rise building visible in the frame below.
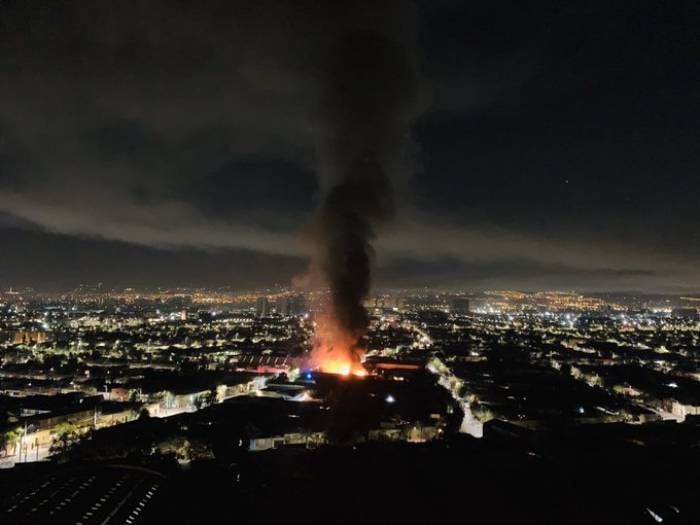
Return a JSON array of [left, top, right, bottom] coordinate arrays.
[[256, 296, 270, 317], [279, 294, 306, 317], [449, 297, 470, 315], [290, 294, 306, 316]]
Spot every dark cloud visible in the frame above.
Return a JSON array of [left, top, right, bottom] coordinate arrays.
[[0, 1, 698, 291], [0, 0, 323, 251], [0, 224, 304, 291], [0, 1, 417, 250]]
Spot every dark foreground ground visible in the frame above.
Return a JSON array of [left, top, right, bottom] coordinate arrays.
[[2, 419, 699, 525]]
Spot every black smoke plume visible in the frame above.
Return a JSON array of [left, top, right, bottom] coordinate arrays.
[[312, 27, 418, 349]]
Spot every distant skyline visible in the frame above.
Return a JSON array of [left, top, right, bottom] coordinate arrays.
[[1, 1, 698, 292]]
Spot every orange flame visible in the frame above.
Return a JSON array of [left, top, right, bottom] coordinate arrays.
[[310, 315, 367, 377]]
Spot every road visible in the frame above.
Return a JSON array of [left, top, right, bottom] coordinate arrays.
[[0, 442, 51, 469]]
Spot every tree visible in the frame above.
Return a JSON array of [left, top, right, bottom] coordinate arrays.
[[50, 422, 80, 456], [4, 428, 24, 457], [194, 389, 215, 410], [204, 388, 216, 406]]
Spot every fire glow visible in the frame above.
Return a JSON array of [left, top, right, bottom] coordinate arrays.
[[310, 315, 367, 377]]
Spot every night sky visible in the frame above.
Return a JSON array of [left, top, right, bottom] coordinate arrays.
[[0, 1, 698, 291]]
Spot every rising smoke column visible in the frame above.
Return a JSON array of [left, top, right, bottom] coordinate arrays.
[[310, 25, 419, 367]]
